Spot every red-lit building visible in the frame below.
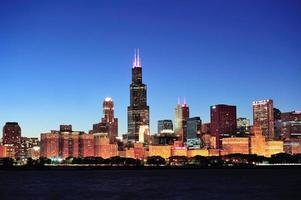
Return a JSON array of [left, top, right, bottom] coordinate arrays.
[[58, 125, 81, 159], [94, 133, 118, 158], [0, 145, 6, 158], [79, 133, 94, 157], [253, 99, 274, 140], [60, 132, 79, 159], [40, 131, 60, 158], [210, 104, 237, 149], [133, 143, 145, 160]]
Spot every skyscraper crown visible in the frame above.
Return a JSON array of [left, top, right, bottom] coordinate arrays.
[[132, 48, 142, 68]]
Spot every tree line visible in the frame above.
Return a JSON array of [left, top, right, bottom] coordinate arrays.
[[1, 153, 301, 168]]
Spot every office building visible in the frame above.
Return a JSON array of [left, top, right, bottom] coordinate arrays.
[[210, 104, 237, 149], [93, 97, 118, 142], [253, 99, 274, 140], [2, 122, 21, 158], [127, 49, 150, 142], [158, 120, 173, 134], [175, 99, 189, 144]]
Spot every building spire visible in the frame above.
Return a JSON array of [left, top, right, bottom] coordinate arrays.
[[177, 97, 181, 105], [132, 48, 141, 68], [183, 97, 187, 107]]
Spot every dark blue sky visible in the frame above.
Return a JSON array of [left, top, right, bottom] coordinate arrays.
[[0, 0, 300, 137]]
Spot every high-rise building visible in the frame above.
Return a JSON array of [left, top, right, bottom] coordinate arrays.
[[186, 117, 202, 149], [127, 49, 150, 142], [157, 120, 173, 134], [274, 108, 282, 139], [237, 117, 251, 136], [281, 111, 301, 139], [175, 99, 190, 144], [2, 122, 22, 158], [19, 137, 40, 159], [93, 97, 118, 142], [253, 99, 274, 140], [210, 104, 237, 149], [187, 117, 202, 139]]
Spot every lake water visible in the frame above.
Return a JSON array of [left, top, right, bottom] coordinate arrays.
[[0, 168, 300, 200]]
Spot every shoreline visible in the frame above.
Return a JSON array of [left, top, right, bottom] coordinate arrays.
[[1, 164, 301, 170]]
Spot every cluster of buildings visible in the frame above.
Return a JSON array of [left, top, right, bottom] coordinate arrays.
[[1, 49, 301, 161]]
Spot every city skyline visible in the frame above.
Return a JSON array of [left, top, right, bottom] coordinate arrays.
[[0, 0, 300, 137]]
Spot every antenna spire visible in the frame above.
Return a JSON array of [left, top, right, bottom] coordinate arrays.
[[132, 48, 141, 68], [183, 97, 187, 107]]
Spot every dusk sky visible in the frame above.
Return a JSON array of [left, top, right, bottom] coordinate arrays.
[[0, 0, 300, 137]]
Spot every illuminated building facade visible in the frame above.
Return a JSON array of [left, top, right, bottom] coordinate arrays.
[[250, 125, 266, 156], [93, 97, 118, 143], [0, 145, 6, 158], [94, 133, 118, 158], [153, 133, 178, 145], [186, 117, 202, 149], [237, 117, 251, 136], [79, 133, 94, 158], [133, 143, 145, 160], [281, 111, 301, 139], [222, 137, 250, 155], [284, 138, 301, 154], [27, 146, 40, 160], [127, 49, 150, 142], [172, 146, 187, 157], [253, 99, 274, 140], [2, 122, 21, 158], [148, 145, 172, 159], [187, 149, 209, 157], [201, 133, 212, 149], [158, 120, 173, 134], [210, 104, 237, 149], [265, 140, 283, 157], [175, 99, 190, 144], [138, 125, 150, 143], [40, 131, 60, 158], [274, 108, 282, 139], [58, 125, 80, 159], [19, 137, 40, 159]]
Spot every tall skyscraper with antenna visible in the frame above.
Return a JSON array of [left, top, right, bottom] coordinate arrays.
[[127, 49, 150, 142]]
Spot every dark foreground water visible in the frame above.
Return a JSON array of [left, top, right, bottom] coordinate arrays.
[[0, 168, 300, 200]]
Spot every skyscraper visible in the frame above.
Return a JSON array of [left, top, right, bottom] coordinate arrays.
[[2, 122, 22, 158], [127, 49, 150, 142], [281, 111, 301, 139], [93, 97, 118, 142], [237, 117, 251, 136], [210, 104, 237, 149], [253, 99, 274, 140], [175, 99, 190, 144], [158, 120, 173, 134], [186, 117, 202, 149]]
